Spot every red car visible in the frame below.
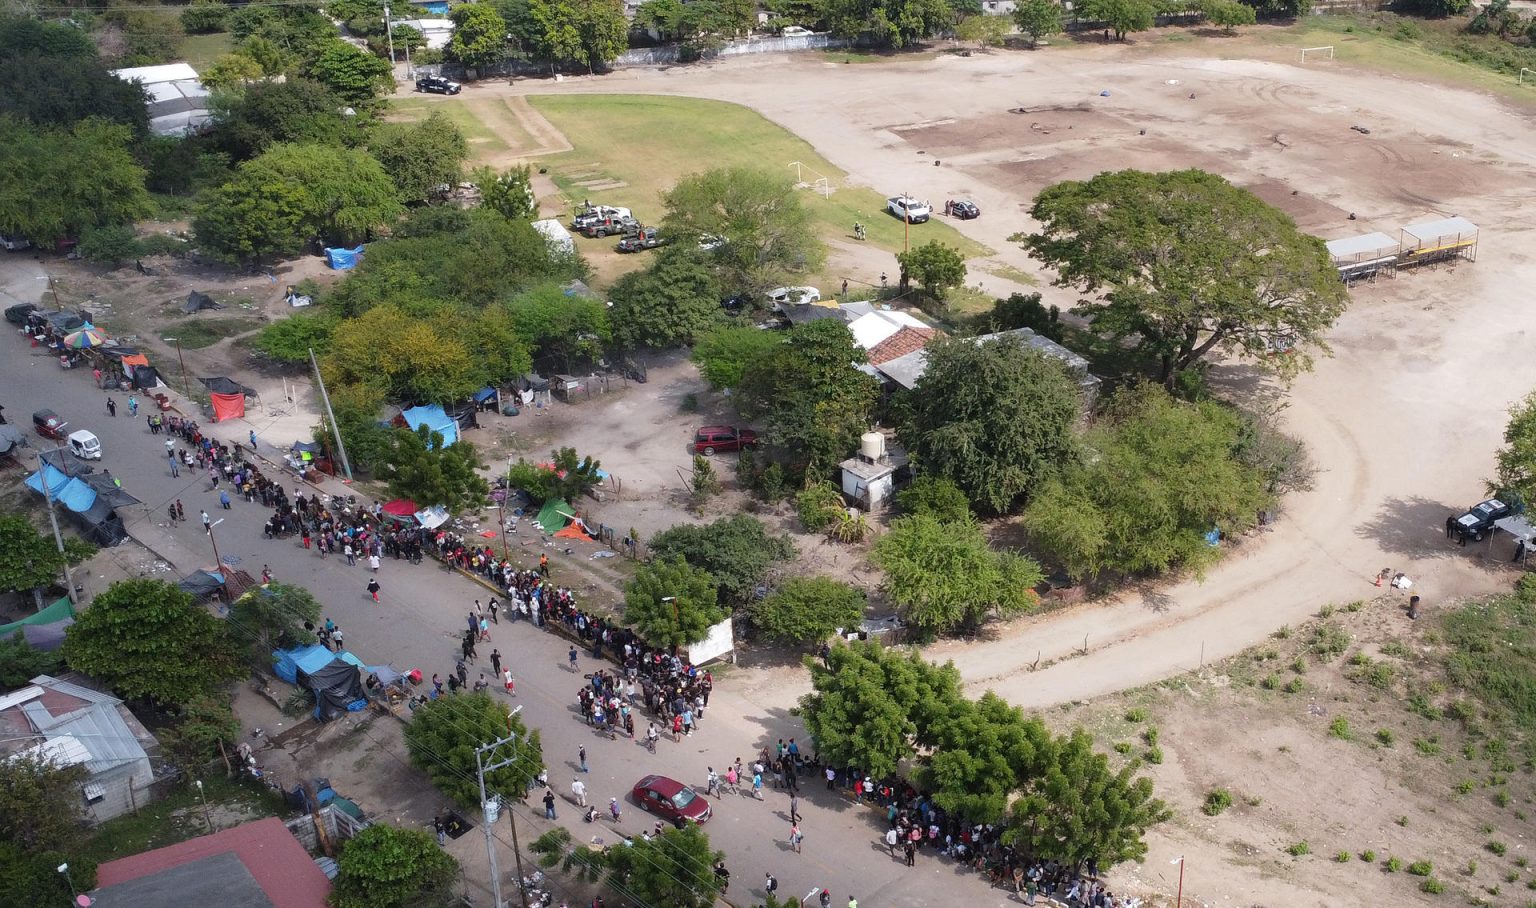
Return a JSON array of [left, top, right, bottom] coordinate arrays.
[[693, 426, 757, 456], [632, 775, 712, 825]]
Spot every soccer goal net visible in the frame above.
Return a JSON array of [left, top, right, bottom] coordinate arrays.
[[1300, 45, 1334, 62]]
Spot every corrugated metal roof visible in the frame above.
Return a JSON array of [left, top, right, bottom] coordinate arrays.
[[19, 677, 146, 773], [1325, 232, 1398, 260], [1403, 216, 1478, 242]]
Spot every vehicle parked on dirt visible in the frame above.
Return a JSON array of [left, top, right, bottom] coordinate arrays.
[[1452, 498, 1512, 542], [415, 76, 461, 95], [632, 775, 712, 824], [572, 206, 632, 230], [33, 409, 66, 441], [767, 286, 821, 307], [616, 227, 664, 253], [581, 216, 639, 239], [0, 234, 31, 251], [945, 199, 980, 219], [693, 426, 758, 455], [887, 196, 931, 223]]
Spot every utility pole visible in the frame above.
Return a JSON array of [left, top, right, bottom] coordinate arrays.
[[383, 5, 397, 66], [207, 517, 226, 570], [163, 336, 190, 396], [476, 719, 531, 908], [35, 448, 79, 607], [308, 348, 353, 482]]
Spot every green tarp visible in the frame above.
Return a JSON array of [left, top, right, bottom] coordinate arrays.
[[0, 596, 75, 638], [534, 498, 573, 534]]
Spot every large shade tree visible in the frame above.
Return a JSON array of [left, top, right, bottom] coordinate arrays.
[[623, 556, 725, 649], [661, 166, 824, 294], [871, 513, 1042, 636], [900, 335, 1083, 515], [1023, 168, 1347, 387], [738, 319, 879, 473], [648, 514, 795, 606], [331, 823, 459, 908], [404, 693, 543, 809], [1493, 389, 1536, 507]]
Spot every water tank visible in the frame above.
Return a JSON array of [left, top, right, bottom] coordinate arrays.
[[860, 432, 885, 462]]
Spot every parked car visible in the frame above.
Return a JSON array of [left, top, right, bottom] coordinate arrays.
[[572, 206, 632, 230], [887, 196, 931, 223], [415, 76, 461, 95], [767, 286, 821, 307], [67, 430, 101, 460], [631, 775, 712, 825], [0, 234, 32, 251], [693, 426, 758, 455], [781, 25, 815, 36], [1452, 498, 1512, 542], [616, 227, 664, 253], [945, 199, 980, 219], [697, 233, 725, 252], [581, 216, 639, 239], [4, 302, 37, 325]]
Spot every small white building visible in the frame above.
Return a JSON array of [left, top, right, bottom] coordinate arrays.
[[112, 63, 212, 137], [840, 432, 907, 511], [392, 17, 455, 50], [532, 219, 576, 256], [0, 675, 159, 824]]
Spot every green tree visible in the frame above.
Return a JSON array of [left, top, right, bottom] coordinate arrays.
[[254, 310, 339, 363], [922, 693, 1052, 823], [661, 166, 825, 294], [871, 513, 1042, 635], [0, 18, 149, 131], [369, 113, 470, 204], [306, 38, 395, 106], [195, 143, 403, 262], [751, 576, 866, 644], [649, 514, 796, 605], [504, 283, 611, 369], [609, 249, 723, 349], [899, 335, 1082, 514], [158, 694, 242, 772], [0, 754, 87, 852], [1200, 0, 1255, 29], [0, 634, 63, 689], [826, 0, 953, 47], [208, 79, 354, 162], [448, 4, 510, 71], [0, 515, 90, 609], [524, 0, 585, 68], [1004, 727, 1170, 869], [324, 304, 479, 400], [228, 4, 337, 60], [0, 118, 150, 246], [691, 326, 782, 391], [604, 824, 724, 908], [62, 579, 244, 706], [78, 224, 140, 266], [383, 427, 490, 513], [573, 0, 629, 72], [0, 845, 96, 908], [228, 582, 323, 657], [508, 447, 604, 502], [623, 556, 726, 649], [1021, 384, 1270, 580], [404, 692, 543, 808], [1493, 390, 1536, 507], [1024, 169, 1347, 386], [738, 319, 880, 473], [896, 240, 967, 306], [954, 13, 1012, 47], [181, 0, 230, 33], [330, 823, 459, 908], [894, 474, 971, 522], [1012, 0, 1063, 45], [472, 164, 537, 220], [529, 827, 608, 882], [201, 52, 267, 90], [972, 291, 1064, 340], [798, 640, 964, 778], [1081, 0, 1154, 39]]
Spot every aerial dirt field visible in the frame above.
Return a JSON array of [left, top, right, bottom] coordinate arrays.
[[435, 31, 1536, 906]]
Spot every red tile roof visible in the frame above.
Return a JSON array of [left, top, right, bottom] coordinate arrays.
[[866, 326, 937, 366], [96, 816, 331, 908]]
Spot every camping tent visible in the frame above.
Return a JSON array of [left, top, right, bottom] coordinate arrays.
[[272, 645, 368, 720], [178, 569, 226, 598], [534, 498, 574, 534], [325, 246, 364, 270], [199, 376, 257, 398], [209, 393, 245, 422], [183, 291, 223, 313], [400, 404, 458, 447], [381, 499, 418, 523], [130, 366, 163, 391]]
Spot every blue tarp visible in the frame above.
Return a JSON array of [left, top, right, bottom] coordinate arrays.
[[401, 404, 458, 447], [473, 387, 498, 403], [411, 0, 450, 12], [25, 466, 98, 514], [325, 245, 364, 270], [272, 644, 366, 683]]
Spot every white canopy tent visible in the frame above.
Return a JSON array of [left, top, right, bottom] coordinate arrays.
[[1489, 515, 1535, 565]]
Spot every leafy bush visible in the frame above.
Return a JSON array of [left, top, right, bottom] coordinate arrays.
[[1142, 727, 1160, 746], [1260, 673, 1281, 690], [895, 475, 972, 522], [1124, 708, 1148, 722], [1408, 860, 1434, 876], [1285, 841, 1311, 857], [1113, 741, 1133, 754], [1374, 728, 1395, 746], [1202, 789, 1233, 816], [1486, 840, 1507, 856], [1362, 849, 1376, 862], [1334, 851, 1350, 863], [1386, 856, 1403, 872], [1283, 677, 1306, 694], [796, 481, 844, 532], [1309, 622, 1350, 658], [1419, 877, 1445, 894], [1328, 717, 1352, 740], [1144, 746, 1164, 764]]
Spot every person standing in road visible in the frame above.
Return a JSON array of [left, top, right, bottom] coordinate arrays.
[[249, 430, 258, 450], [543, 789, 557, 819], [713, 861, 730, 893], [885, 827, 898, 857], [572, 778, 587, 807], [200, 509, 211, 530], [578, 745, 588, 773], [127, 395, 137, 417], [539, 553, 549, 576], [368, 552, 380, 572], [903, 838, 916, 867], [106, 397, 116, 417], [176, 500, 185, 522], [848, 897, 858, 908], [168, 452, 179, 477], [819, 890, 831, 908], [366, 578, 381, 602], [789, 822, 803, 854], [220, 489, 231, 510], [502, 668, 515, 694], [764, 874, 778, 896], [789, 792, 801, 823], [825, 766, 837, 790], [568, 646, 579, 672]]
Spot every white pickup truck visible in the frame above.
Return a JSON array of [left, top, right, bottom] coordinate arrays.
[[887, 196, 931, 223]]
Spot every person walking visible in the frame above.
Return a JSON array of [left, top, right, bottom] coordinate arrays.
[[343, 542, 355, 566], [200, 509, 211, 531], [455, 660, 468, 688], [825, 766, 837, 790], [368, 552, 380, 572], [543, 789, 558, 820], [789, 792, 801, 823], [903, 839, 916, 867], [764, 874, 778, 896], [175, 500, 185, 522], [490, 649, 503, 677], [366, 578, 381, 602], [751, 769, 764, 800], [127, 395, 138, 417], [568, 646, 579, 672], [571, 778, 587, 808], [106, 397, 116, 417], [819, 890, 831, 908], [249, 430, 258, 450], [168, 452, 179, 477], [220, 489, 231, 510], [714, 861, 730, 893], [789, 822, 803, 854], [539, 553, 549, 576], [502, 667, 515, 694], [578, 745, 588, 773]]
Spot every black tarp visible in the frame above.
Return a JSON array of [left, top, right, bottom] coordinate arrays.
[[40, 448, 95, 476], [98, 345, 140, 360], [75, 498, 127, 546], [183, 291, 223, 313], [302, 658, 367, 721], [20, 619, 72, 652], [199, 376, 257, 398], [81, 473, 141, 508], [131, 366, 163, 391], [518, 373, 551, 393], [178, 570, 225, 598]]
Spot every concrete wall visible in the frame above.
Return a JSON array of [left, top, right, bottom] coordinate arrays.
[[284, 806, 369, 852], [84, 759, 156, 824]]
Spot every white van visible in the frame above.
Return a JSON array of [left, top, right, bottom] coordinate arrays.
[[67, 430, 102, 460]]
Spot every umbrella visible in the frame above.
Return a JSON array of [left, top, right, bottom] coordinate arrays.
[[62, 326, 111, 349]]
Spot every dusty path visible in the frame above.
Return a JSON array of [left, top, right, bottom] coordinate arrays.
[[443, 42, 1536, 711]]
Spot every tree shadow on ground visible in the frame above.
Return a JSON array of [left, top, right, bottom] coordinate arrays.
[[1353, 494, 1462, 560]]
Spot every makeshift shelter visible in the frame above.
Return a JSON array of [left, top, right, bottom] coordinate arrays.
[[40, 447, 95, 476], [400, 404, 458, 447], [130, 366, 163, 391], [1490, 515, 1536, 565], [178, 569, 226, 599], [1400, 216, 1479, 267], [209, 393, 245, 422], [534, 498, 575, 534], [24, 465, 129, 545], [381, 499, 419, 522], [1325, 232, 1401, 283], [272, 645, 367, 720], [199, 376, 257, 398], [325, 246, 364, 270], [182, 291, 223, 313], [0, 596, 75, 639], [414, 505, 450, 530]]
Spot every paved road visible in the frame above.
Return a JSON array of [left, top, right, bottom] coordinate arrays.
[[0, 255, 1023, 908]]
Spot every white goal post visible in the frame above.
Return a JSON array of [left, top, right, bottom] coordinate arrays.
[[1300, 45, 1334, 62], [1521, 68, 1536, 86]]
